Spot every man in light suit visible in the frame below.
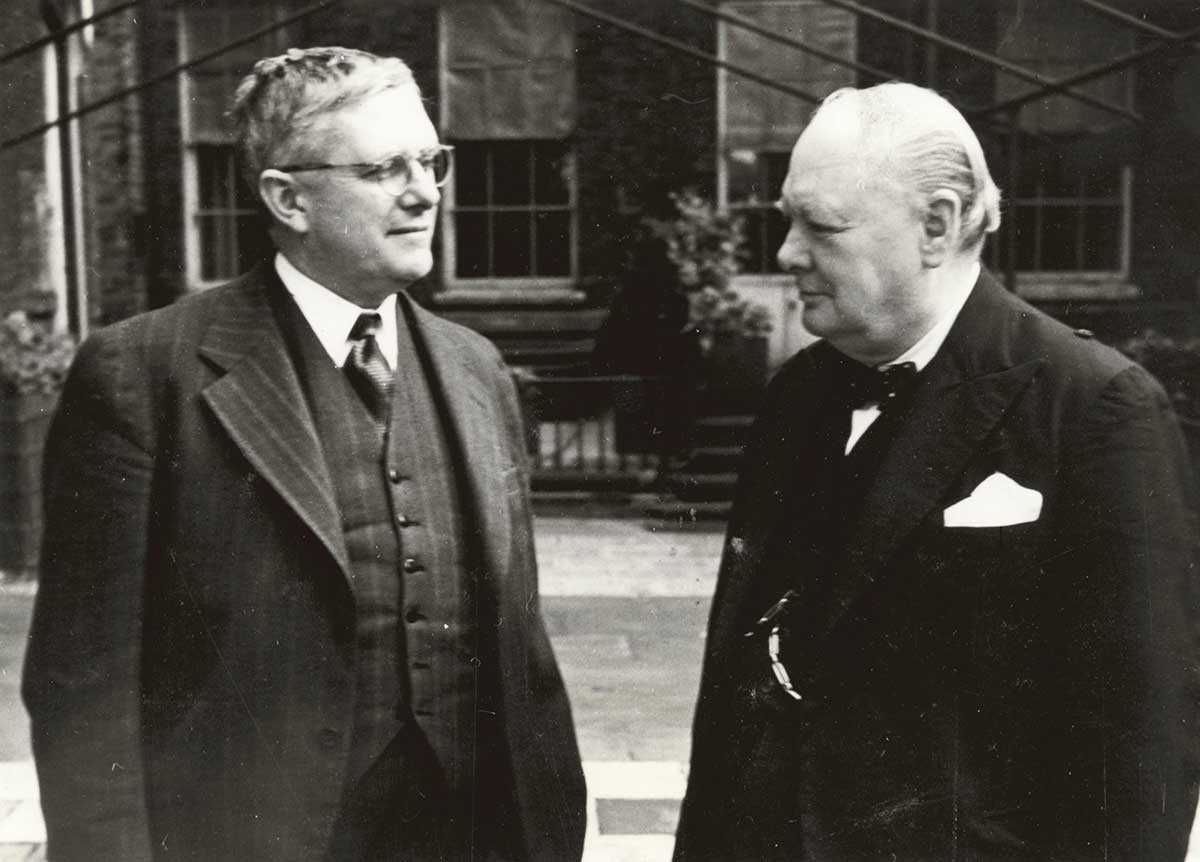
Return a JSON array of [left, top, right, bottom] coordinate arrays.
[[675, 82, 1200, 860], [23, 47, 585, 862]]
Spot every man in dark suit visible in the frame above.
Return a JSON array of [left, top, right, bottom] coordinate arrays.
[[675, 82, 1200, 860], [23, 47, 585, 862]]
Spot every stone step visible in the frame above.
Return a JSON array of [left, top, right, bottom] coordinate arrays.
[[691, 414, 755, 447], [533, 470, 656, 493], [642, 500, 732, 529], [680, 445, 744, 474], [665, 472, 738, 502]]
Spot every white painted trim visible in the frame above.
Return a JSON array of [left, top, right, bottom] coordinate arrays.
[[42, 46, 68, 333], [178, 10, 203, 291], [67, 30, 87, 339]]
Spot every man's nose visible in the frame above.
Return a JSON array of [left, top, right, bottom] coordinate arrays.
[[776, 225, 812, 272], [400, 165, 441, 209]]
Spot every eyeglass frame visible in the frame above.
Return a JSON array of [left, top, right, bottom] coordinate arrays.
[[274, 144, 454, 195]]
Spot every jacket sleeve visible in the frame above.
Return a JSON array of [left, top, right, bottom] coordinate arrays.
[[21, 329, 158, 861], [1054, 363, 1200, 859], [488, 351, 588, 861]]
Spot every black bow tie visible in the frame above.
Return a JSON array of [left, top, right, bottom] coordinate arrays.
[[833, 358, 919, 409]]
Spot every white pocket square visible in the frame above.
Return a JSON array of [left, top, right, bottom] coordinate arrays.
[[943, 471, 1043, 528]]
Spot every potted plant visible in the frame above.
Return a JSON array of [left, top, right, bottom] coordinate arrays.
[[0, 309, 76, 579], [646, 191, 774, 413]]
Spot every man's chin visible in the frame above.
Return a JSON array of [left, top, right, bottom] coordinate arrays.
[[800, 305, 837, 339], [388, 255, 434, 286]]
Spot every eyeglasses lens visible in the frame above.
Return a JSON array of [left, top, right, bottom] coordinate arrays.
[[378, 149, 452, 195]]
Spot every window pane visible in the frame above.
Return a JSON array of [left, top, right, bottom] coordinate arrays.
[[533, 142, 571, 205], [197, 145, 236, 208], [1039, 158, 1082, 198], [188, 72, 236, 140], [1082, 208, 1122, 270], [1039, 206, 1081, 270], [453, 143, 488, 206], [727, 151, 764, 205], [492, 141, 532, 205], [764, 207, 787, 273], [738, 210, 767, 273], [455, 212, 490, 278], [237, 214, 272, 270], [765, 153, 790, 198], [535, 211, 571, 276], [493, 212, 532, 276], [1081, 166, 1120, 198], [1013, 205, 1039, 270], [234, 168, 259, 209], [196, 214, 269, 281]]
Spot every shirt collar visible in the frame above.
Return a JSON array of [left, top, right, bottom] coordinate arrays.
[[884, 260, 980, 373], [274, 252, 398, 369]]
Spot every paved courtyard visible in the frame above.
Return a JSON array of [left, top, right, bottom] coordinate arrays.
[[0, 516, 725, 862]]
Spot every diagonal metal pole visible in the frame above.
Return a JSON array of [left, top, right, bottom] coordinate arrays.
[[1068, 0, 1184, 42], [817, 0, 1141, 122], [973, 20, 1200, 120], [0, 0, 142, 67], [677, 0, 891, 85], [539, 0, 821, 106], [0, 0, 341, 153]]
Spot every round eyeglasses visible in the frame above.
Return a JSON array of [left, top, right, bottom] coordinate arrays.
[[275, 145, 454, 195]]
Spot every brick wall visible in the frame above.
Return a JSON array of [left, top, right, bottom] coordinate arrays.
[[81, 0, 146, 325], [0, 7, 54, 319]]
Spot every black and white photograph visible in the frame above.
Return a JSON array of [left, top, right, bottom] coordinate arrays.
[[1, 1, 1199, 859]]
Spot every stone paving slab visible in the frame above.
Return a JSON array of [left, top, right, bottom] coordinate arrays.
[[536, 517, 724, 598]]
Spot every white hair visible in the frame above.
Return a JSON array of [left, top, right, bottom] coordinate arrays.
[[819, 82, 1002, 252]]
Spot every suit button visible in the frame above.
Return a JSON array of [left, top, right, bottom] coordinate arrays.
[[402, 557, 422, 573], [1073, 328, 1095, 339], [405, 606, 426, 623], [388, 469, 402, 483], [396, 514, 413, 527], [318, 728, 339, 749]]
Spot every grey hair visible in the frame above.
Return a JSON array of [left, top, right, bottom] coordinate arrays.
[[820, 82, 1002, 252], [230, 46, 419, 193]]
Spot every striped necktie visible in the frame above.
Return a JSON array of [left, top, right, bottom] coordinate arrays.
[[345, 312, 394, 422]]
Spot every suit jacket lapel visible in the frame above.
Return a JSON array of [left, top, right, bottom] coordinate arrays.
[[823, 272, 1043, 638], [198, 266, 350, 579], [400, 295, 512, 572]]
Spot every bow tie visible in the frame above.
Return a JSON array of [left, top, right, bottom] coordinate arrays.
[[834, 358, 919, 409]]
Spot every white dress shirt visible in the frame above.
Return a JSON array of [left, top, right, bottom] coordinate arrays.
[[274, 252, 399, 370], [844, 261, 980, 454]]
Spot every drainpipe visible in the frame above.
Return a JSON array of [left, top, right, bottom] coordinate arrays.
[[41, 0, 87, 339]]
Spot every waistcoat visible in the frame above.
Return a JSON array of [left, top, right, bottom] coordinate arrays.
[[275, 293, 479, 805]]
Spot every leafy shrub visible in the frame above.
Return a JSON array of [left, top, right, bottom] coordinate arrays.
[[0, 311, 76, 397]]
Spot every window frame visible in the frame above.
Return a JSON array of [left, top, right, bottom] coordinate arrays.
[[715, 0, 845, 285], [989, 163, 1136, 301], [177, 6, 283, 292], [438, 140, 580, 298], [435, 9, 580, 304]]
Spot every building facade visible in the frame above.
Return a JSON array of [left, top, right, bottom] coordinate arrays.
[[5, 0, 1200, 368]]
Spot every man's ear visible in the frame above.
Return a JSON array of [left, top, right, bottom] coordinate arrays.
[[258, 170, 310, 234], [919, 189, 963, 268]]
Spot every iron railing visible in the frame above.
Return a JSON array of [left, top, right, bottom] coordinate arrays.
[[514, 373, 681, 490]]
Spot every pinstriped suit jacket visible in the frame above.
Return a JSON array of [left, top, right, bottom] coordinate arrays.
[[22, 264, 586, 862]]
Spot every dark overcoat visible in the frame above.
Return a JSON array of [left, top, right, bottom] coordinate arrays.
[[23, 266, 586, 861], [675, 272, 1200, 861]]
